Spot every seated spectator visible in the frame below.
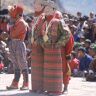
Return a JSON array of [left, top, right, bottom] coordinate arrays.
[[0, 56, 4, 73], [84, 39, 91, 53], [77, 47, 93, 76], [74, 42, 84, 53], [89, 44, 96, 57], [79, 35, 85, 43], [85, 45, 96, 81], [69, 51, 80, 76], [83, 24, 91, 40]]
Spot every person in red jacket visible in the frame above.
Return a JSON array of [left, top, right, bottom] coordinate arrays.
[[54, 9, 74, 93], [61, 26, 74, 93], [6, 5, 29, 90]]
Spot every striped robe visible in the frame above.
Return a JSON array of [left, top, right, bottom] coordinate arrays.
[[43, 17, 71, 93], [31, 13, 45, 91]]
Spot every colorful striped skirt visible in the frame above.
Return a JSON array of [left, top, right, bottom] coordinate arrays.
[[44, 46, 63, 93], [31, 44, 44, 91]]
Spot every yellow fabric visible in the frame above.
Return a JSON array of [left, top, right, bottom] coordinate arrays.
[[66, 63, 71, 76]]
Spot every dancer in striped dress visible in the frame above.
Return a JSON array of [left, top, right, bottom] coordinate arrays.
[[41, 0, 73, 95], [31, 0, 46, 93]]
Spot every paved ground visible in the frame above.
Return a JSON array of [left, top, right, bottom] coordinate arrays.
[[0, 74, 96, 96]]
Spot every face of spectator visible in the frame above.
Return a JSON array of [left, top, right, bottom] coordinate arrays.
[[90, 12, 94, 18], [80, 38, 85, 43], [78, 51, 84, 58], [89, 49, 96, 57], [69, 27, 74, 34], [83, 28, 88, 33], [85, 43, 90, 48], [77, 12, 82, 18]]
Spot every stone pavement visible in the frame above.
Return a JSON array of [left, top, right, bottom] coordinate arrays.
[[0, 74, 96, 96]]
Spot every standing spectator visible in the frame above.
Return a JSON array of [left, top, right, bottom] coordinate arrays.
[[74, 17, 85, 42], [6, 5, 29, 90], [0, 16, 9, 33], [77, 12, 82, 20], [89, 12, 95, 21]]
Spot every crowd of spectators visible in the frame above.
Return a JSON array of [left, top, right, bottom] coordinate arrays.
[[0, 9, 96, 81]]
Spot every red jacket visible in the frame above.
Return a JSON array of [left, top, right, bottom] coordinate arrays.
[[10, 17, 28, 41], [69, 58, 80, 72], [0, 63, 4, 70]]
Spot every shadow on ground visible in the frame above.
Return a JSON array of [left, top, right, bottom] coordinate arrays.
[[0, 91, 45, 96]]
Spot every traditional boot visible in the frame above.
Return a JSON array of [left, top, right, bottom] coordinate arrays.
[[6, 69, 20, 90], [20, 82, 29, 90], [20, 69, 29, 90], [6, 80, 18, 90], [62, 85, 68, 94]]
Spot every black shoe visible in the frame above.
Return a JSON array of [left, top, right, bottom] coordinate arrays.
[[6, 85, 18, 90], [20, 86, 29, 90]]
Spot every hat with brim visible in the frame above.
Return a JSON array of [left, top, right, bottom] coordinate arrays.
[[90, 44, 96, 52], [78, 47, 86, 53], [85, 39, 91, 44]]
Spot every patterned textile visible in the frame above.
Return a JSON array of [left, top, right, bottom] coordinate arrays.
[[31, 13, 45, 91], [31, 44, 44, 91], [44, 47, 63, 92], [33, 13, 45, 44], [42, 15, 72, 92], [8, 40, 28, 71], [42, 18, 71, 47]]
